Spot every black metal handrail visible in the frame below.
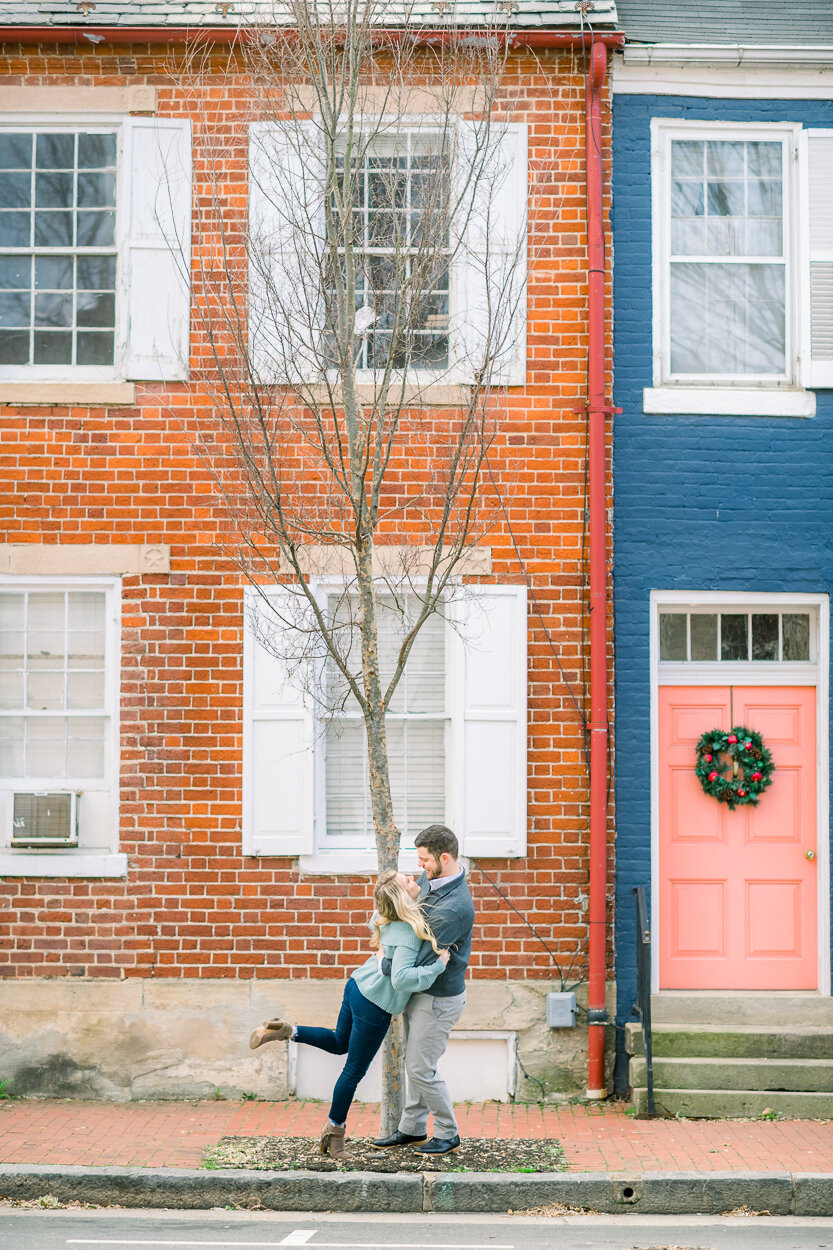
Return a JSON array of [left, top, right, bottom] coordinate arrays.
[[633, 886, 655, 1116]]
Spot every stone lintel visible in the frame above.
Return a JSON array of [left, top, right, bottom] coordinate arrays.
[[0, 544, 170, 576], [0, 86, 157, 114]]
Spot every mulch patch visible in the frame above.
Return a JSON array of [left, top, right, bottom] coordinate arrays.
[[205, 1135, 568, 1173]]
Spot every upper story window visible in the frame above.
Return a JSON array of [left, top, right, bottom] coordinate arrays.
[[648, 122, 833, 414], [337, 137, 450, 374], [668, 137, 787, 380], [656, 126, 793, 387], [0, 117, 191, 386], [0, 130, 118, 374], [249, 118, 527, 388]]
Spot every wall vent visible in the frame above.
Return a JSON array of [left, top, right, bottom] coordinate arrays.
[[12, 792, 78, 848]]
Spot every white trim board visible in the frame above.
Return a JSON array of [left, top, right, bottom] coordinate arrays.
[[612, 52, 833, 99], [648, 590, 831, 997]]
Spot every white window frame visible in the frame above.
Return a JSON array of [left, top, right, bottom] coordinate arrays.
[[0, 574, 125, 878], [338, 119, 456, 390], [303, 576, 455, 874], [649, 589, 830, 996], [315, 580, 454, 861], [646, 118, 817, 418], [0, 114, 128, 384]]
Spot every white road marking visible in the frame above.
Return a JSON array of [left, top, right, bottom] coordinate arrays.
[[280, 1235, 317, 1246], [66, 1240, 514, 1249]]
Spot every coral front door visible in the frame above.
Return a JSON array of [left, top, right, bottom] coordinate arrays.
[[659, 686, 817, 990]]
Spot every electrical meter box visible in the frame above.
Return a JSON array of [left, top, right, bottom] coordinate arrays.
[[546, 991, 577, 1028]]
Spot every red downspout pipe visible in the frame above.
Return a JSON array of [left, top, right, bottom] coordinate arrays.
[[585, 37, 609, 1100]]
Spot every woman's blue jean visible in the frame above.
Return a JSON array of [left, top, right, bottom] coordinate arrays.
[[294, 976, 392, 1125]]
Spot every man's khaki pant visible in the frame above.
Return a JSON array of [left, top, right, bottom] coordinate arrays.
[[398, 990, 466, 1140]]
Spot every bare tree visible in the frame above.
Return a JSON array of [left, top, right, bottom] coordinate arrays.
[[179, 0, 535, 1130]]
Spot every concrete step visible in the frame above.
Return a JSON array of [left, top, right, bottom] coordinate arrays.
[[631, 1086, 833, 1119], [650, 992, 833, 1027], [631, 1056, 833, 1094], [626, 1022, 833, 1060]]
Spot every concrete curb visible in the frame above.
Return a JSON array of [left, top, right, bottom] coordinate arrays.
[[1, 1165, 832, 1215]]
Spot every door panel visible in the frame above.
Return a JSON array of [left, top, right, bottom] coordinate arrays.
[[659, 686, 817, 990]]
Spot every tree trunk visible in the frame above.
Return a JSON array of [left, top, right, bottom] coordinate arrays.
[[356, 542, 406, 1133]]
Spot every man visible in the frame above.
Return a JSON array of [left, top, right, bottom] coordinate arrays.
[[371, 823, 475, 1157]]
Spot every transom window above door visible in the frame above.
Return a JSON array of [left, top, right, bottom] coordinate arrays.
[[659, 609, 811, 664]]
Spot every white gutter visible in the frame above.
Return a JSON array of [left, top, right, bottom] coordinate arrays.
[[622, 43, 833, 65]]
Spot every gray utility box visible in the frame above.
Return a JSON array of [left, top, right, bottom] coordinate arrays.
[[546, 991, 577, 1028]]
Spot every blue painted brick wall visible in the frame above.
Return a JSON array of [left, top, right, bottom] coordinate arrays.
[[612, 94, 833, 1087]]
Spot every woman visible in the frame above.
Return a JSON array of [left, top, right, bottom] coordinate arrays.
[[249, 870, 449, 1161]]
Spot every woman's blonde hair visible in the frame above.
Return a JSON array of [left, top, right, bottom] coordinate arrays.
[[371, 870, 441, 955]]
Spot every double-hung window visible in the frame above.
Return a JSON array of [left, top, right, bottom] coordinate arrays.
[[0, 129, 118, 372], [649, 121, 833, 415], [0, 116, 191, 387], [0, 579, 123, 877], [242, 583, 528, 870], [338, 136, 451, 374], [324, 594, 447, 850], [667, 134, 789, 380]]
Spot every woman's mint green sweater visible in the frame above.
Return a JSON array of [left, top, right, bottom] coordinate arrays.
[[352, 920, 445, 1016]]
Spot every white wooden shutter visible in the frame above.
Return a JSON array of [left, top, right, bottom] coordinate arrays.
[[248, 121, 325, 385], [453, 585, 528, 857], [800, 129, 833, 389], [123, 118, 191, 380], [242, 588, 315, 857], [454, 121, 527, 387]]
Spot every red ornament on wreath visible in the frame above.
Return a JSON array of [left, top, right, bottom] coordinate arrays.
[[694, 726, 775, 811]]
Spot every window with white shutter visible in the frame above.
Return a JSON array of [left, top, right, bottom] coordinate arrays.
[[243, 583, 528, 867], [247, 118, 527, 388], [647, 119, 833, 416], [0, 116, 191, 384]]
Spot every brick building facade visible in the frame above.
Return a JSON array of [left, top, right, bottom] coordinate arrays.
[[0, 2, 618, 1103]]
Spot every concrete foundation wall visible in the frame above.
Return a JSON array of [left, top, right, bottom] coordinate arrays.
[[0, 977, 615, 1102]]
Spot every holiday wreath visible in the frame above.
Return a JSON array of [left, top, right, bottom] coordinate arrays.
[[694, 726, 775, 811]]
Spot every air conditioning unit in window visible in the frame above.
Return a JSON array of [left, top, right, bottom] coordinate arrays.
[[12, 792, 78, 848]]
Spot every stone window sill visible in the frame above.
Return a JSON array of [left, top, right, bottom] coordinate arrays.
[[0, 383, 136, 408], [0, 851, 127, 878], [643, 387, 816, 418], [307, 384, 471, 408], [297, 851, 422, 876]]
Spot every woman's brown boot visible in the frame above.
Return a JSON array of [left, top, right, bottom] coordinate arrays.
[[319, 1121, 349, 1162], [249, 1019, 293, 1050]]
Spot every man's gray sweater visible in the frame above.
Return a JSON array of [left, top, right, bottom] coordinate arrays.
[[383, 870, 475, 998]]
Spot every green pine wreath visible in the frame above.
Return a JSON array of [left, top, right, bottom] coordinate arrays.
[[694, 726, 775, 811]]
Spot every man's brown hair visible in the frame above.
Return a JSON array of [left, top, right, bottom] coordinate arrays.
[[414, 824, 458, 861]]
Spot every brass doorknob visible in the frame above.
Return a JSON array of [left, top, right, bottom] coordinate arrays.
[[806, 849, 816, 861]]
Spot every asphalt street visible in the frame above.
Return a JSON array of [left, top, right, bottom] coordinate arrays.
[[2, 1211, 833, 1250]]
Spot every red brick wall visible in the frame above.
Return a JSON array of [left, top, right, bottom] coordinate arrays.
[[0, 40, 614, 984]]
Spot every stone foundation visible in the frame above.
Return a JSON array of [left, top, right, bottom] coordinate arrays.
[[0, 977, 616, 1102]]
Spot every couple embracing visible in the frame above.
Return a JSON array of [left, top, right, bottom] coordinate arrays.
[[250, 824, 474, 1162]]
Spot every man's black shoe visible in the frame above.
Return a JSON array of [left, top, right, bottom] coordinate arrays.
[[414, 1135, 461, 1156], [370, 1130, 428, 1150]]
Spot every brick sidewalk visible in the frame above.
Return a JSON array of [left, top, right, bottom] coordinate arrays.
[[0, 1099, 831, 1173]]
